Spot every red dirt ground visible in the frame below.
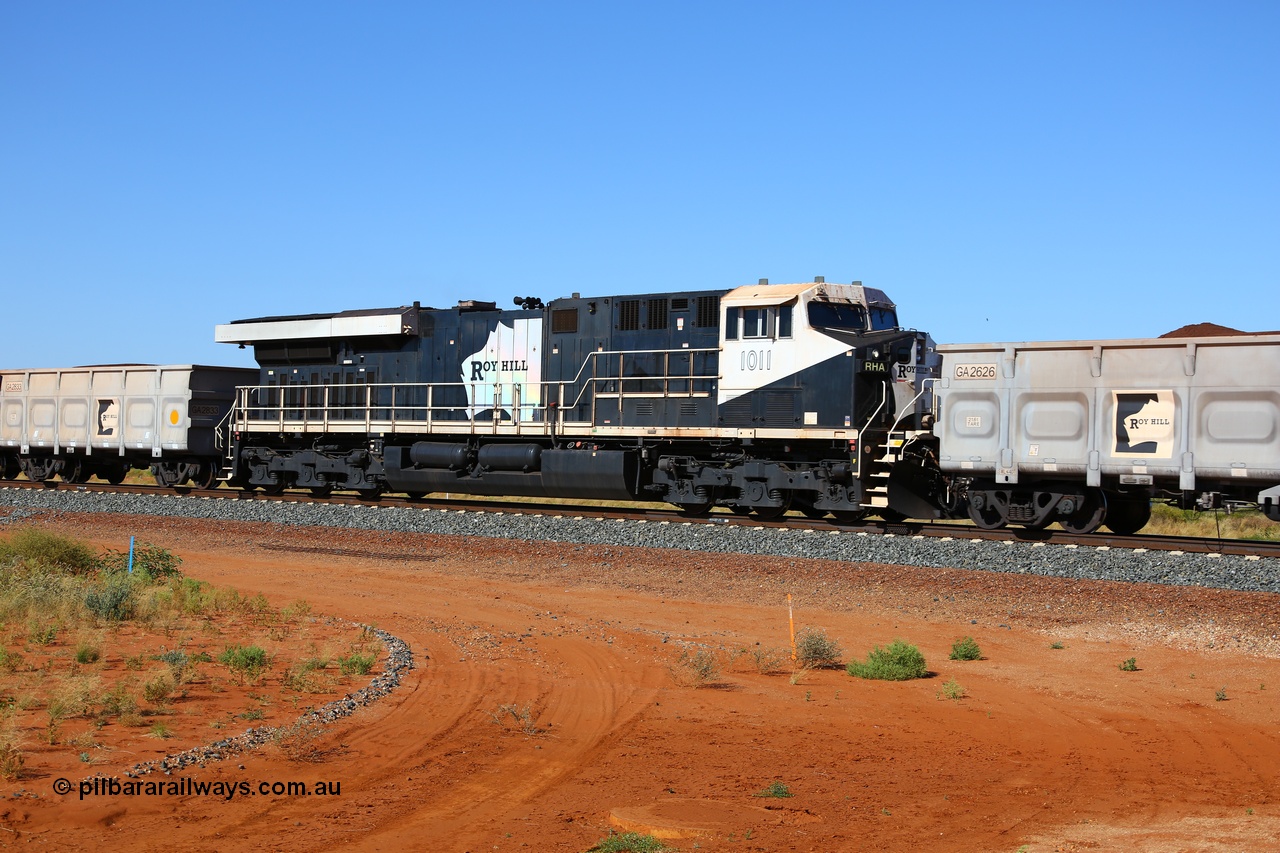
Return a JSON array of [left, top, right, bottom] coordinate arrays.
[[2, 510, 1279, 852]]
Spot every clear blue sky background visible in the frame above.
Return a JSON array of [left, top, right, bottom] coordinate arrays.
[[3, 2, 1276, 369]]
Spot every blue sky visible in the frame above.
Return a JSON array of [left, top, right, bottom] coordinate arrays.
[[3, 2, 1276, 369]]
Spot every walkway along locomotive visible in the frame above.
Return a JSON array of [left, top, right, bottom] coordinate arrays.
[[214, 278, 939, 520]]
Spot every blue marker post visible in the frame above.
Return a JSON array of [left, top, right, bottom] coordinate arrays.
[[127, 536, 135, 575]]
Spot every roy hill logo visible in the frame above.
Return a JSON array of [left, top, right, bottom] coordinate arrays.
[[1113, 391, 1175, 457], [96, 400, 119, 437], [461, 319, 543, 420]]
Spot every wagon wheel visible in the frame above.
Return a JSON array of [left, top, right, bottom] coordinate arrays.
[[20, 456, 55, 482], [193, 463, 220, 490], [0, 456, 19, 480], [151, 463, 185, 488], [1103, 495, 1151, 536], [966, 499, 1007, 530], [104, 464, 129, 485], [60, 458, 87, 483], [1059, 489, 1107, 534]]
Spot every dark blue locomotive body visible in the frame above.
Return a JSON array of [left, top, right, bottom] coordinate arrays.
[[215, 279, 939, 518]]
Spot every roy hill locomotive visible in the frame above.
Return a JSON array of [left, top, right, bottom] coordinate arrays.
[[213, 278, 939, 521]]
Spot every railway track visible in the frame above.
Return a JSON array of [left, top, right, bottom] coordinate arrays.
[[3, 477, 1278, 560]]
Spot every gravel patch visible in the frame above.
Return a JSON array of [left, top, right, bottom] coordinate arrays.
[[4, 488, 1278, 594], [84, 623, 415, 781]]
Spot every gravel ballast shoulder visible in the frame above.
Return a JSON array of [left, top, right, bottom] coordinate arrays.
[[3, 488, 1277, 594]]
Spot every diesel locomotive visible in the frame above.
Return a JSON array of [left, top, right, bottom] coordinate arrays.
[[214, 278, 939, 520]]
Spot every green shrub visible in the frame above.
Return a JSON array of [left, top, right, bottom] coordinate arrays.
[[28, 620, 59, 646], [937, 679, 966, 700], [754, 780, 794, 798], [846, 639, 928, 681], [84, 577, 136, 621], [1119, 657, 1138, 672], [0, 529, 99, 575], [667, 648, 719, 687], [143, 674, 174, 706], [284, 657, 333, 692], [0, 740, 24, 781], [587, 831, 671, 853], [749, 645, 787, 674], [949, 636, 982, 661], [337, 652, 375, 677], [99, 543, 183, 581], [75, 642, 102, 664], [219, 645, 269, 679], [794, 627, 843, 668], [96, 683, 139, 720]]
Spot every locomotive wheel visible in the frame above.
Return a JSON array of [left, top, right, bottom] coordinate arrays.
[[797, 501, 828, 520], [356, 486, 383, 501], [877, 508, 908, 523], [309, 485, 333, 498], [728, 506, 754, 516], [404, 491, 426, 501], [966, 499, 1007, 530], [1059, 489, 1107, 534], [676, 501, 713, 517], [260, 481, 286, 496], [751, 492, 792, 521], [1103, 495, 1151, 536], [60, 458, 87, 483]]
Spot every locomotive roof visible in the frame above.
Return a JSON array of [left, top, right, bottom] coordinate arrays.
[[215, 305, 420, 345], [721, 281, 895, 309]]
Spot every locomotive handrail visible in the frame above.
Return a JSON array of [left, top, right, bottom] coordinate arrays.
[[853, 386, 888, 479], [885, 378, 937, 439], [228, 346, 720, 436]]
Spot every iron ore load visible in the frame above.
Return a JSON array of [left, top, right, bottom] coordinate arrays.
[[213, 279, 938, 520]]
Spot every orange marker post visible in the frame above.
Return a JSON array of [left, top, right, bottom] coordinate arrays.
[[787, 593, 796, 663]]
